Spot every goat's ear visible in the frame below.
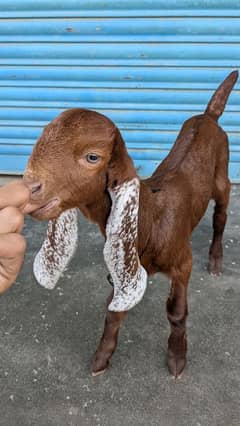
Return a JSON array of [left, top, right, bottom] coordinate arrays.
[[33, 208, 78, 289], [104, 129, 147, 311], [107, 128, 136, 189]]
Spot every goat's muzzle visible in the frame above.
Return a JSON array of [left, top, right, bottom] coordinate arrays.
[[23, 175, 61, 219]]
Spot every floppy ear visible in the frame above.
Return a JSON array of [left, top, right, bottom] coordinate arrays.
[[107, 128, 136, 189], [33, 208, 78, 289], [103, 129, 147, 311]]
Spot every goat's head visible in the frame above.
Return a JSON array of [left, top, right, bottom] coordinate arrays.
[[25, 108, 135, 220], [24, 109, 147, 311]]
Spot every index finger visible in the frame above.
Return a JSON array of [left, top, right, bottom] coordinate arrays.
[[0, 180, 30, 210]]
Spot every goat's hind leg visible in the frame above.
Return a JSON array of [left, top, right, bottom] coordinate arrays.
[[167, 249, 192, 379], [208, 179, 230, 276], [90, 290, 127, 376]]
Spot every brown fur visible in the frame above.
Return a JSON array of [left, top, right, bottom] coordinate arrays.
[[24, 71, 238, 378]]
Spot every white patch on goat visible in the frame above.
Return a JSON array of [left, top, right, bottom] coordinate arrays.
[[33, 208, 78, 289], [103, 178, 147, 312]]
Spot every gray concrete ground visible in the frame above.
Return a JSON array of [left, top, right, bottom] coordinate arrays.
[[0, 185, 239, 426], [0, 175, 20, 185]]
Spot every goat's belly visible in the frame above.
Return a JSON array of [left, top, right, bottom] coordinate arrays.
[[190, 192, 212, 230]]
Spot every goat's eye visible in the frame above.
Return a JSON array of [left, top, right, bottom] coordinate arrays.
[[86, 153, 100, 163]]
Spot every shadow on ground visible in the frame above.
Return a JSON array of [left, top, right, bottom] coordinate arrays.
[[0, 186, 239, 426]]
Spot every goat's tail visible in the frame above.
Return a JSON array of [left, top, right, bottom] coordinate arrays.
[[205, 70, 238, 121]]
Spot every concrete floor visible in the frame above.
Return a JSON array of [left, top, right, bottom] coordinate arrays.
[[0, 175, 21, 185], [0, 186, 239, 426]]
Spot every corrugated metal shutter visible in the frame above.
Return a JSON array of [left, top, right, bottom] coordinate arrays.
[[0, 0, 240, 181]]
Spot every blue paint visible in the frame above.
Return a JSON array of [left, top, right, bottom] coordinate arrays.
[[0, 108, 238, 129], [0, 1, 239, 181], [0, 67, 238, 90], [0, 87, 239, 110], [0, 18, 240, 43], [0, 0, 240, 18], [1, 43, 240, 67]]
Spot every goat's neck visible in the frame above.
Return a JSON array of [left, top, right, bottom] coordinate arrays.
[[78, 191, 111, 236], [78, 181, 153, 254], [137, 181, 154, 254]]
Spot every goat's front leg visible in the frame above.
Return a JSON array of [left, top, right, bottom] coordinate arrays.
[[90, 291, 127, 376], [167, 251, 192, 379]]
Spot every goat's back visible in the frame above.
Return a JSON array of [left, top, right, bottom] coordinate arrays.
[[144, 114, 229, 232]]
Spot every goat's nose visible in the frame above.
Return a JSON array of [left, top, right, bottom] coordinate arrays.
[[28, 182, 42, 195]]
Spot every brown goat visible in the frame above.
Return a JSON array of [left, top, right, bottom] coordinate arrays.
[[24, 71, 238, 378]]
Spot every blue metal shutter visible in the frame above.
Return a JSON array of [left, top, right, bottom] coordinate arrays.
[[0, 0, 239, 181]]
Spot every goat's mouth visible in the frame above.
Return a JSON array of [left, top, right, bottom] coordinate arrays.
[[29, 198, 61, 219]]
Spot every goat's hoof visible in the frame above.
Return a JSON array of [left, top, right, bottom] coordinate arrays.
[[91, 368, 107, 377], [167, 354, 186, 379], [208, 257, 222, 277], [90, 355, 109, 377]]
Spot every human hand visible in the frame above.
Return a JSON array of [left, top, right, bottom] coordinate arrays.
[[0, 180, 30, 294]]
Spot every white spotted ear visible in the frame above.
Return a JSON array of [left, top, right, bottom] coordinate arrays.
[[33, 208, 78, 289], [103, 178, 148, 311]]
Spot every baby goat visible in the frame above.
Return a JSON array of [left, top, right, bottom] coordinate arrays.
[[24, 71, 238, 378]]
